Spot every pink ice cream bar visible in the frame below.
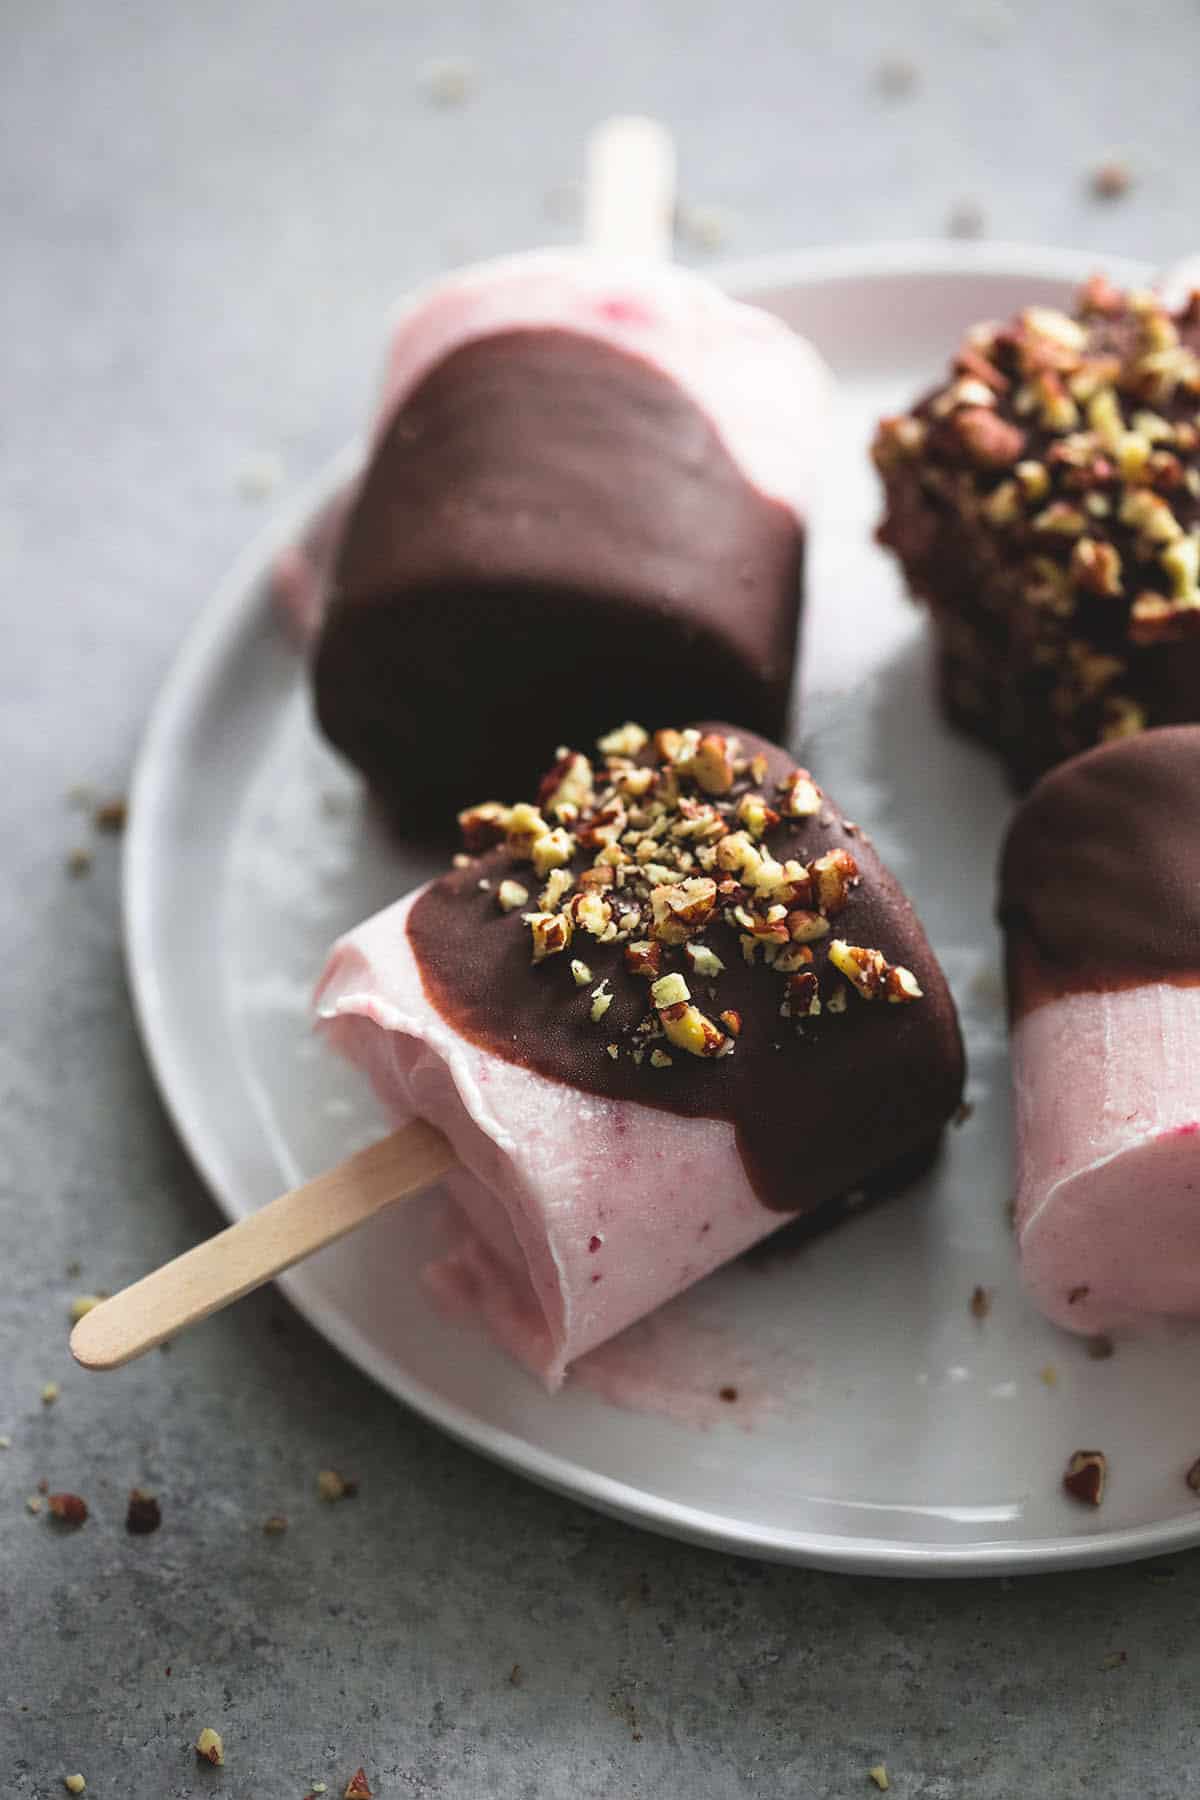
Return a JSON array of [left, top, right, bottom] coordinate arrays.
[[283, 249, 829, 831], [316, 722, 964, 1387], [1000, 726, 1200, 1334]]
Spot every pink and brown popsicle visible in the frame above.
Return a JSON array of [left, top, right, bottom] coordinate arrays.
[[316, 721, 965, 1386], [1000, 725, 1200, 1333], [71, 722, 964, 1384]]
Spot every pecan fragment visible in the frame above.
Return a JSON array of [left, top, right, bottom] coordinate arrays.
[[1063, 1449, 1107, 1508]]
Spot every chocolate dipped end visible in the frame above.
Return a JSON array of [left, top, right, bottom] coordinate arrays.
[[1000, 727, 1200, 1334], [314, 330, 804, 833], [999, 724, 1200, 1017], [407, 723, 964, 1216]]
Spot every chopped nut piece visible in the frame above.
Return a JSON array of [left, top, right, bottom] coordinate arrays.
[[786, 909, 830, 944], [735, 792, 781, 838], [589, 982, 613, 1024], [530, 827, 575, 876], [316, 1469, 358, 1503], [64, 1777, 86, 1794], [47, 1492, 88, 1526], [649, 1048, 674, 1069], [624, 940, 663, 979], [1070, 537, 1122, 598], [809, 848, 858, 915], [953, 406, 1025, 467], [969, 1285, 991, 1320], [527, 911, 572, 962], [496, 879, 529, 913], [94, 798, 127, 833], [126, 1489, 162, 1534], [649, 877, 717, 943], [1063, 1449, 1107, 1507], [539, 867, 574, 911], [681, 732, 735, 795], [650, 972, 690, 1009], [884, 965, 923, 1003], [263, 1513, 288, 1534], [26, 1495, 42, 1515], [458, 801, 508, 852], [868, 1767, 891, 1793], [1090, 158, 1131, 200], [779, 768, 821, 818], [195, 1728, 225, 1766], [1040, 1363, 1058, 1387], [1033, 501, 1086, 537], [718, 1009, 742, 1037], [1119, 487, 1182, 544], [658, 1001, 729, 1058], [343, 1769, 372, 1799], [685, 942, 725, 978], [570, 959, 592, 987], [597, 722, 648, 757], [828, 940, 888, 999], [41, 1382, 59, 1406], [68, 1294, 102, 1324]]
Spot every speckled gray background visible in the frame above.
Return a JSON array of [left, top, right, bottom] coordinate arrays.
[[5, 2, 1200, 1794]]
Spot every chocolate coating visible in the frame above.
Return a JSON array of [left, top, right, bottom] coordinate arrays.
[[999, 725, 1200, 1010], [314, 330, 803, 833], [874, 282, 1200, 786], [408, 724, 965, 1213]]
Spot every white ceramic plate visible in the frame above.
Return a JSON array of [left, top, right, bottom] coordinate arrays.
[[126, 241, 1200, 1575]]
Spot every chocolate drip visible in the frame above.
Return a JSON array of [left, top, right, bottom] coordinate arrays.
[[314, 330, 803, 834], [1000, 725, 1200, 1009], [408, 725, 964, 1213]]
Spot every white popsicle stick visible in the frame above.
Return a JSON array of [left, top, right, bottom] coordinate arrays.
[[584, 114, 677, 262], [69, 1120, 455, 1371]]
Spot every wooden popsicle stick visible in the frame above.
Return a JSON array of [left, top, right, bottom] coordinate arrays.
[[69, 1120, 456, 1371], [584, 114, 677, 262]]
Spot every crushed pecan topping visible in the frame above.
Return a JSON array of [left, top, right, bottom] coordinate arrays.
[[457, 727, 924, 1071], [873, 280, 1200, 762]]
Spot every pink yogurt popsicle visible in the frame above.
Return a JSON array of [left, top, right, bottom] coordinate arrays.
[[276, 249, 830, 831], [999, 726, 1200, 1334], [315, 722, 964, 1388]]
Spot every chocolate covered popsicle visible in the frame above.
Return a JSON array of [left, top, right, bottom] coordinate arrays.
[[307, 248, 829, 831], [874, 279, 1200, 786], [316, 722, 965, 1387], [1000, 726, 1200, 1333]]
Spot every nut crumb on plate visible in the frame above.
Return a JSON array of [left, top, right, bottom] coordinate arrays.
[[195, 1727, 224, 1766], [969, 1284, 991, 1320], [317, 1469, 358, 1502], [126, 1489, 162, 1534], [63, 1777, 86, 1794], [1063, 1448, 1107, 1507], [47, 1493, 88, 1525], [41, 1382, 59, 1406], [869, 1765, 891, 1790]]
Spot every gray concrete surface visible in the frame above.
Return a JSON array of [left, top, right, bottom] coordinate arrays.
[[5, 1, 1200, 1793]]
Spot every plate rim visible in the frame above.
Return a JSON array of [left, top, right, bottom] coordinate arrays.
[[126, 237, 1200, 1577]]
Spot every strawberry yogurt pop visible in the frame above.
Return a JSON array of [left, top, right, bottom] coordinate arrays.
[[1000, 726, 1200, 1334], [297, 250, 829, 832], [316, 722, 964, 1388]]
